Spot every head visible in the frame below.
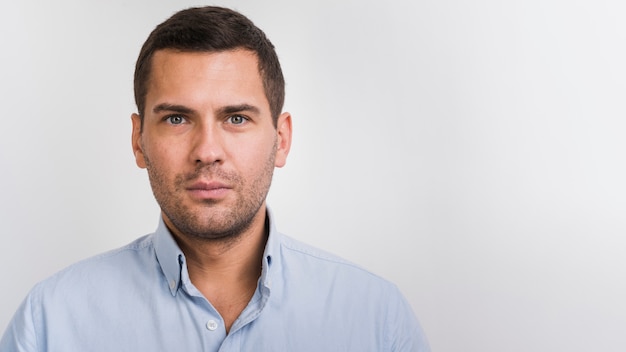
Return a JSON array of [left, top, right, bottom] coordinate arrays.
[[131, 7, 292, 244], [134, 6, 285, 127]]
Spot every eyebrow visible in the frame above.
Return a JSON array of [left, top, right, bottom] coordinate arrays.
[[218, 104, 261, 116], [152, 103, 261, 116], [152, 103, 194, 115]]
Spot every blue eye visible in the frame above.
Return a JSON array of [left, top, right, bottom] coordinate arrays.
[[228, 115, 247, 125], [166, 115, 185, 125]]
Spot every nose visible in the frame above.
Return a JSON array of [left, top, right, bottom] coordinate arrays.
[[189, 122, 225, 166]]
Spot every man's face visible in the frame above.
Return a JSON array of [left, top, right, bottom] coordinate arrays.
[[131, 49, 291, 241]]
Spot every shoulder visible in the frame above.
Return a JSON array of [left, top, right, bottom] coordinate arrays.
[[269, 233, 430, 351], [56, 233, 153, 272], [278, 233, 374, 269], [275, 232, 399, 293], [30, 234, 156, 298], [1, 235, 159, 351]]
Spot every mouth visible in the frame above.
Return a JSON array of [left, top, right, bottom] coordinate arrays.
[[186, 181, 232, 200]]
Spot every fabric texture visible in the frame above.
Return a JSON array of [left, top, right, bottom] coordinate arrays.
[[1, 210, 430, 351]]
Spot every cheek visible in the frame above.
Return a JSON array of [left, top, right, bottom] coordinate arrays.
[[229, 137, 276, 176], [234, 135, 276, 161], [143, 141, 183, 172]]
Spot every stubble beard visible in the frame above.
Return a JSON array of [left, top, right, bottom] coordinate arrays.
[[143, 142, 277, 244]]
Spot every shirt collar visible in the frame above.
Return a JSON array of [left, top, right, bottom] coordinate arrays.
[[153, 217, 185, 296], [260, 206, 281, 291], [153, 207, 282, 296]]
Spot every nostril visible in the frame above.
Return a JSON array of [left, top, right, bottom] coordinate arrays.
[[195, 158, 222, 166]]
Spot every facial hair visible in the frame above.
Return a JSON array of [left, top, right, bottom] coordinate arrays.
[[143, 140, 277, 243]]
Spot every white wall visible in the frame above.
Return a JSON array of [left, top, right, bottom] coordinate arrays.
[[1, 0, 625, 351]]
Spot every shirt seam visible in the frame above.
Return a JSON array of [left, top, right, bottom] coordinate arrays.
[[279, 239, 387, 281], [29, 285, 39, 351], [384, 283, 393, 351], [44, 235, 154, 281]]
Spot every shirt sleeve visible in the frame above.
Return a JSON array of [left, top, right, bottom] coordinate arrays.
[[385, 285, 431, 352], [0, 290, 40, 352]]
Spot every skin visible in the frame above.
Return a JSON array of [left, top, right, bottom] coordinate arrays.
[[131, 49, 292, 332]]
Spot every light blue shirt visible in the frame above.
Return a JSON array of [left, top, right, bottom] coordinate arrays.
[[1, 210, 429, 351]]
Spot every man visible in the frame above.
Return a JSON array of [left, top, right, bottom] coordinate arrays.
[[1, 6, 429, 351]]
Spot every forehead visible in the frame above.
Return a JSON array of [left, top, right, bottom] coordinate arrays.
[[145, 49, 268, 112]]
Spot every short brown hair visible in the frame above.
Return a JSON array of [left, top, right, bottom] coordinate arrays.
[[134, 6, 285, 126]]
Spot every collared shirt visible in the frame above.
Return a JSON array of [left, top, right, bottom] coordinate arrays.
[[1, 210, 430, 351]]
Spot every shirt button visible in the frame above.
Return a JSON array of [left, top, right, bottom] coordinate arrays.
[[206, 320, 218, 331], [169, 280, 176, 290]]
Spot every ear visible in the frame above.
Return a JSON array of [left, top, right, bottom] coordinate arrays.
[[274, 112, 292, 168], [131, 113, 147, 169]]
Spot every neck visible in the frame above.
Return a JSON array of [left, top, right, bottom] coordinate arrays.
[[165, 207, 269, 333], [169, 208, 268, 285]]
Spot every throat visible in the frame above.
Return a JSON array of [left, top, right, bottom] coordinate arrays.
[[168, 208, 269, 333], [193, 268, 261, 333], [181, 230, 267, 334], [204, 283, 258, 333]]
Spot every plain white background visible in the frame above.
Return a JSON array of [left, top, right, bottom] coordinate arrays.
[[1, 0, 625, 351]]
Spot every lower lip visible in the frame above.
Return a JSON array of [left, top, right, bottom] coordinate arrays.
[[187, 188, 230, 199]]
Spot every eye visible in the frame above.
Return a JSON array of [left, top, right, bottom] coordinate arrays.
[[165, 115, 186, 125], [227, 114, 248, 125]]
